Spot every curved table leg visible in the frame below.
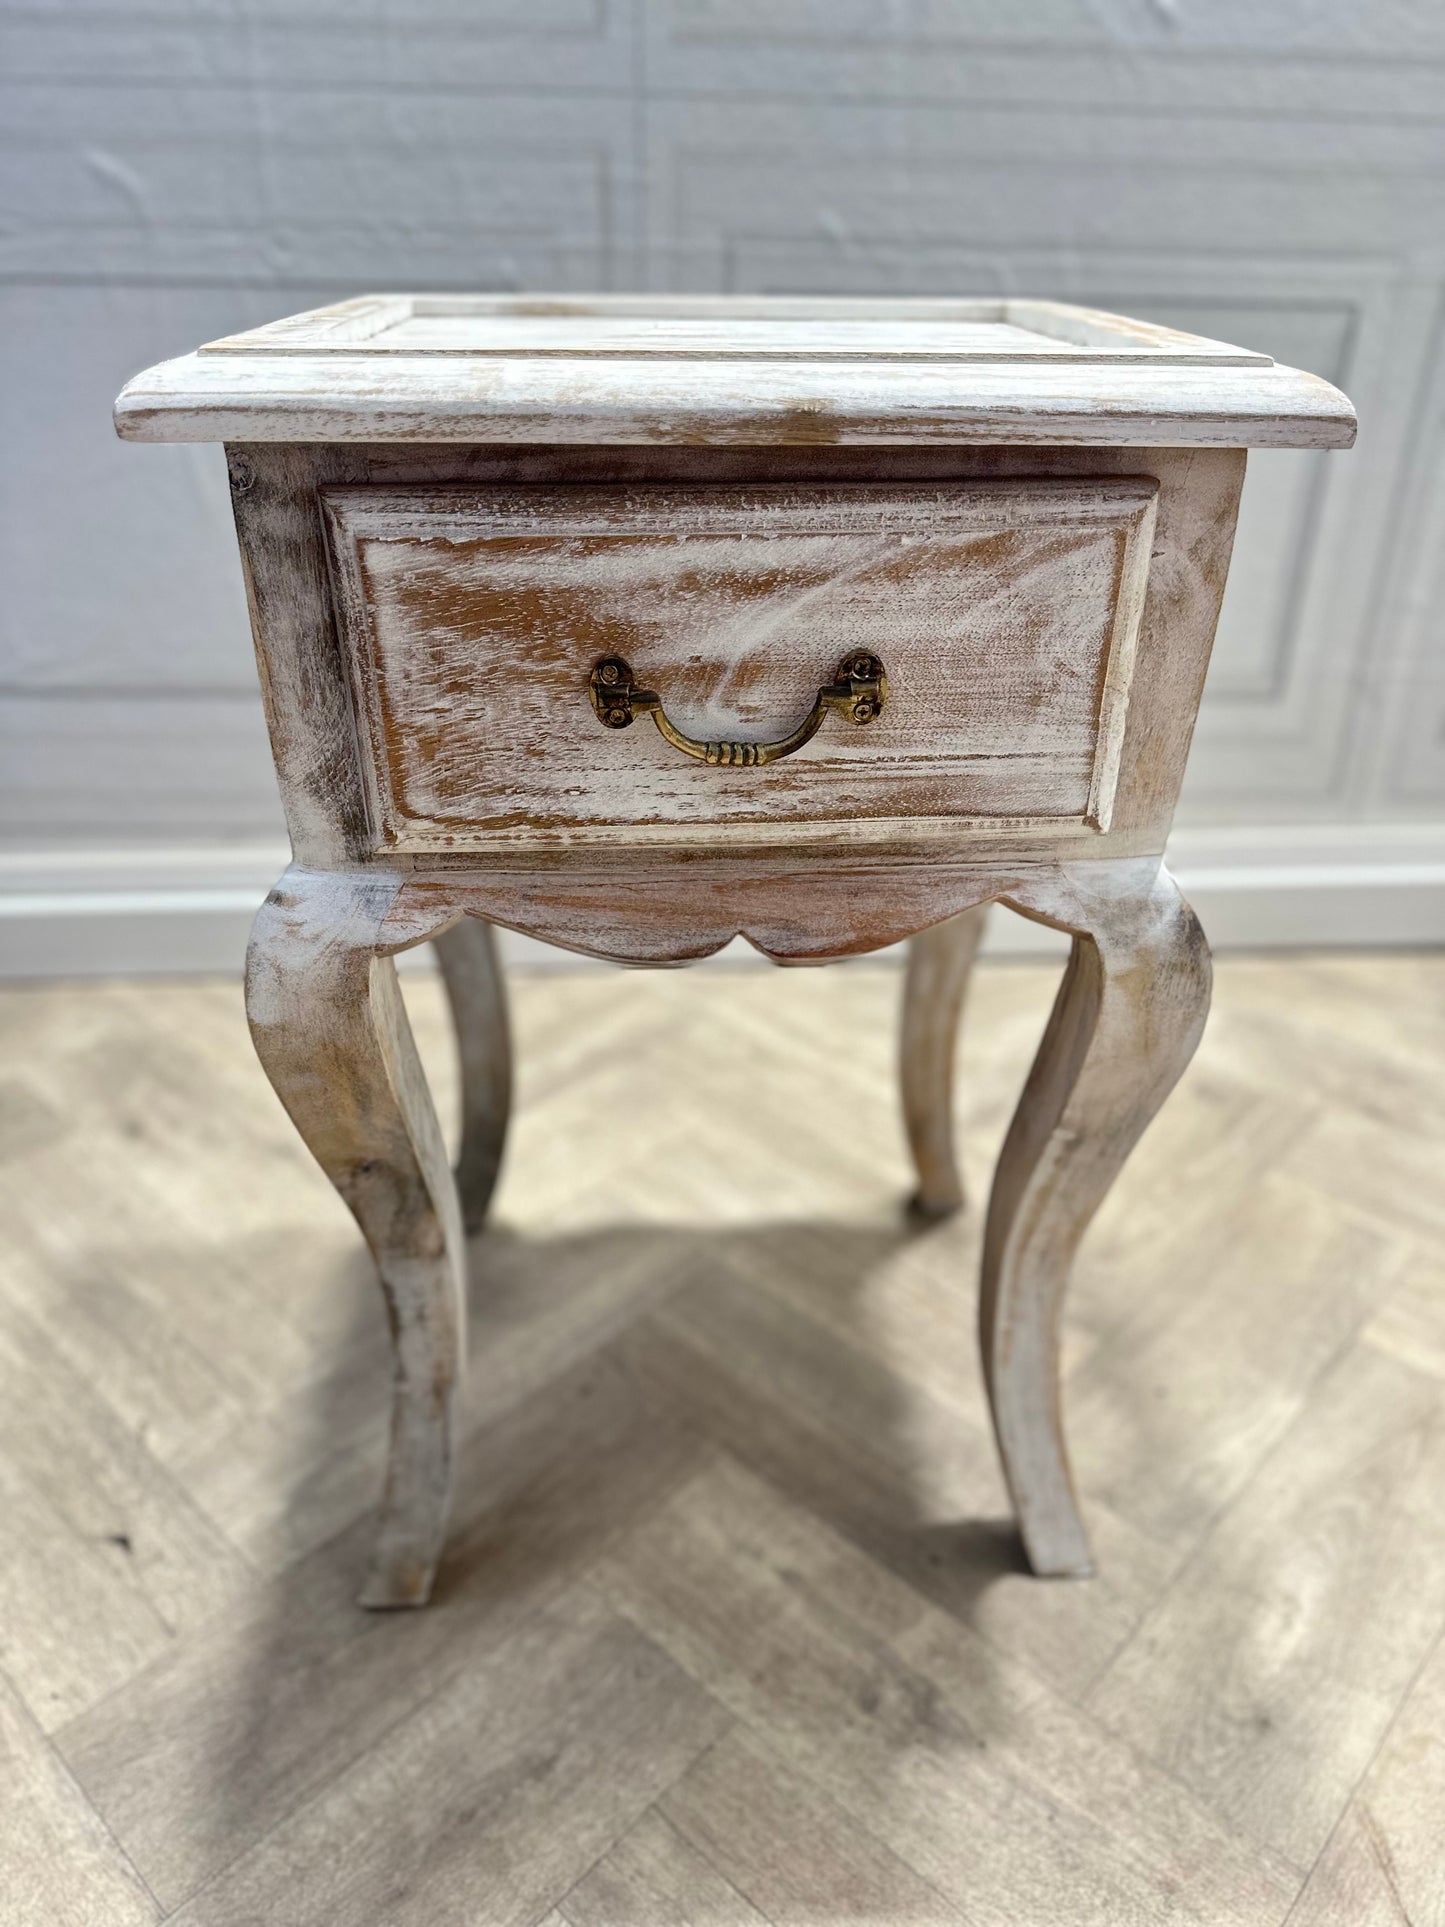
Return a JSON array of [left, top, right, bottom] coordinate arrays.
[[434, 918, 513, 1235], [901, 905, 989, 1217], [982, 861, 1211, 1577], [246, 866, 466, 1608]]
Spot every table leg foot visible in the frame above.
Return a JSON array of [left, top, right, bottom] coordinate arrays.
[[246, 865, 466, 1609], [984, 861, 1211, 1577]]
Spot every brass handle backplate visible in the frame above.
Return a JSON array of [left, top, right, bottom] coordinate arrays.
[[588, 651, 887, 767]]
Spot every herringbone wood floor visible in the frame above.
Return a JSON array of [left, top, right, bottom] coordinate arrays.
[[2, 948, 1443, 1926]]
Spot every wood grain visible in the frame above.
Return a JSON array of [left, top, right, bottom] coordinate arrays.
[[226, 442, 1244, 871], [0, 1670, 157, 1927], [241, 855, 1212, 1595], [983, 859, 1212, 1575], [164, 1585, 730, 1927], [559, 1807, 773, 1927], [198, 294, 1276, 365], [1088, 1338, 1445, 1869], [246, 864, 466, 1606], [320, 480, 1157, 849], [1288, 1625, 1445, 1927], [660, 1727, 970, 1927], [218, 415, 1235, 1601]]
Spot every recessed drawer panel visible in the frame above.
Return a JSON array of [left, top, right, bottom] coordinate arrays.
[[321, 481, 1157, 852]]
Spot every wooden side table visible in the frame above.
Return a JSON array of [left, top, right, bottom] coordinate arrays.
[[117, 296, 1355, 1606]]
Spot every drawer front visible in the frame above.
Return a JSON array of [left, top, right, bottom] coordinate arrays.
[[321, 481, 1157, 852]]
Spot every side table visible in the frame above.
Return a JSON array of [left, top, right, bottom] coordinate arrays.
[[117, 295, 1355, 1606]]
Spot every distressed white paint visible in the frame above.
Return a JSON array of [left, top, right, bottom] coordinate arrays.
[[322, 479, 1156, 848], [114, 297, 1352, 447], [198, 294, 1275, 363], [5, 823, 1445, 979]]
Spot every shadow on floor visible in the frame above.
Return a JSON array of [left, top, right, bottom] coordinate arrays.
[[179, 1205, 1026, 1907]]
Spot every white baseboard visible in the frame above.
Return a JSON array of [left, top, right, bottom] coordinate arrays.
[[2, 824, 1443, 979]]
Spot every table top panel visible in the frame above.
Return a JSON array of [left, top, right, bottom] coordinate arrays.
[[308, 314, 1073, 359], [115, 294, 1353, 449]]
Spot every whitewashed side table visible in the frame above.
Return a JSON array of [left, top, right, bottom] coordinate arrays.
[[117, 296, 1354, 1606]]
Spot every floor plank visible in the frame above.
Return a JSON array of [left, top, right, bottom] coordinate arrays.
[[1088, 1339, 1445, 1870], [1287, 1626, 1445, 1927], [0, 1296, 252, 1732], [167, 1585, 730, 1927], [0, 1667, 158, 1927], [594, 1454, 1295, 1927], [660, 1721, 974, 1926], [559, 1806, 772, 1927], [618, 1258, 1178, 1699], [57, 1350, 708, 1912]]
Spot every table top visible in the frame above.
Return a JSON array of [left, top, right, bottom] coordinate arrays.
[[114, 294, 1355, 450]]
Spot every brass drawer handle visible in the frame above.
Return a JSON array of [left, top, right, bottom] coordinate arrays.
[[589, 651, 887, 767]]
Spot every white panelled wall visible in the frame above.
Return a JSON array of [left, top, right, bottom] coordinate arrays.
[[2, 1, 1443, 973]]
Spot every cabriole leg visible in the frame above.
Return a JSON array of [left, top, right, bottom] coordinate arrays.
[[901, 904, 989, 1217], [246, 865, 466, 1608], [434, 918, 513, 1235], [982, 862, 1211, 1577]]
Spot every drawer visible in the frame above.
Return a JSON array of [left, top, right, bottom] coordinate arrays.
[[321, 480, 1158, 852]]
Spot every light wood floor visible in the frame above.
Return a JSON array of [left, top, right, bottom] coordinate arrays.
[[2, 947, 1443, 1926]]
